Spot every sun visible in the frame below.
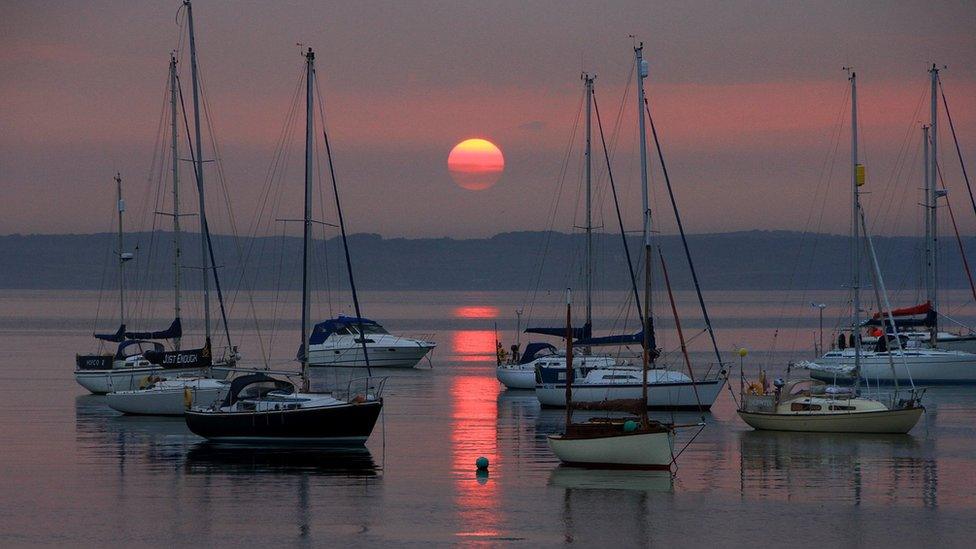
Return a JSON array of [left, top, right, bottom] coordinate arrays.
[[447, 138, 505, 191]]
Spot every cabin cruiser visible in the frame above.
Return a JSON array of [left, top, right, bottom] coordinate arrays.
[[305, 315, 435, 368], [74, 339, 205, 394], [495, 342, 558, 389], [737, 378, 923, 433]]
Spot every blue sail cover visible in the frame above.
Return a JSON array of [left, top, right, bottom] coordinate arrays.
[[518, 342, 558, 365], [95, 318, 183, 342], [575, 318, 656, 349], [308, 315, 381, 345], [125, 318, 183, 340], [525, 322, 592, 341], [95, 324, 127, 343]]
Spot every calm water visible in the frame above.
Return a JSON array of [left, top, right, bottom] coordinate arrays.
[[1, 289, 975, 546]]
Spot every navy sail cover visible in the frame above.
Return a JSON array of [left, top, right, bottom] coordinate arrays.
[[95, 318, 183, 342], [308, 316, 381, 345]]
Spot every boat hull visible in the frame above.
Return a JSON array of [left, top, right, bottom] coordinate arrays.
[[106, 381, 227, 416], [308, 344, 433, 369], [185, 399, 383, 444], [74, 366, 203, 395], [536, 378, 724, 410], [808, 353, 976, 384], [737, 407, 923, 434], [496, 366, 535, 389], [548, 430, 674, 470]]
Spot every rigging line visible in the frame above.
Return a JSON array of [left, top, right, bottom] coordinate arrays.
[[197, 69, 256, 355], [936, 161, 976, 305], [593, 92, 643, 323], [643, 98, 722, 367], [658, 248, 705, 416], [939, 79, 976, 219], [524, 90, 585, 327], [313, 65, 372, 376], [176, 72, 234, 352]]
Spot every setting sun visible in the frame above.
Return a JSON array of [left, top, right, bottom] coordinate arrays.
[[447, 138, 505, 191]]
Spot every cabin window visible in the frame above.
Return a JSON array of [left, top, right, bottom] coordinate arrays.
[[790, 402, 823, 412], [557, 372, 566, 381], [602, 375, 637, 380], [829, 405, 855, 411]]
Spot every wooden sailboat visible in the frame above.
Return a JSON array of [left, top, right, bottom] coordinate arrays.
[[738, 70, 924, 434], [185, 47, 384, 444], [549, 43, 718, 469], [547, 290, 675, 469]]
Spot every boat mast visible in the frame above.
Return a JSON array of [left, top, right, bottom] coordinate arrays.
[[583, 73, 594, 345], [847, 69, 863, 380], [927, 64, 940, 345], [564, 288, 573, 428], [301, 48, 314, 390], [170, 53, 182, 351], [116, 172, 126, 329], [635, 43, 652, 420], [184, 0, 211, 346]]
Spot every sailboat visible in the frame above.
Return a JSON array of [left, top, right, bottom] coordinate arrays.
[[106, 49, 229, 415], [549, 43, 712, 469], [547, 290, 675, 469], [185, 47, 384, 444], [533, 50, 726, 410], [805, 65, 976, 385], [73, 172, 202, 394], [738, 70, 924, 434]]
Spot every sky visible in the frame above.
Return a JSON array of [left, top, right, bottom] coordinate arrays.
[[2, 0, 975, 239]]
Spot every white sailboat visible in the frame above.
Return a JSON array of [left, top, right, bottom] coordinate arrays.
[[805, 65, 976, 385], [106, 47, 231, 415], [73, 172, 204, 394], [739, 70, 924, 434], [533, 50, 727, 410]]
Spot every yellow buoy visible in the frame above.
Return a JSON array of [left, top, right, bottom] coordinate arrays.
[[738, 347, 748, 358], [856, 164, 865, 186]]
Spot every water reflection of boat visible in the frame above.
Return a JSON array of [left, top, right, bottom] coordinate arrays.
[[738, 429, 935, 506], [184, 443, 378, 476], [548, 467, 673, 492]]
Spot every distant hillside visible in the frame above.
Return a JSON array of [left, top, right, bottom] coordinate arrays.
[[1, 230, 974, 292]]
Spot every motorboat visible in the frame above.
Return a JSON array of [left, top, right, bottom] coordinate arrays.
[[306, 316, 435, 369]]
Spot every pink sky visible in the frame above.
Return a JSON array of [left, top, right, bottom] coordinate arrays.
[[1, 1, 974, 238]]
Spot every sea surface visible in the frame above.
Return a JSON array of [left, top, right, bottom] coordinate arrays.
[[1, 289, 975, 547]]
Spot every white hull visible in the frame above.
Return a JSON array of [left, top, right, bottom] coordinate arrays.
[[496, 366, 535, 389], [74, 366, 203, 395], [106, 379, 227, 416], [308, 344, 433, 369], [548, 430, 674, 469], [537, 378, 725, 410], [808, 350, 976, 384], [737, 407, 923, 434]]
